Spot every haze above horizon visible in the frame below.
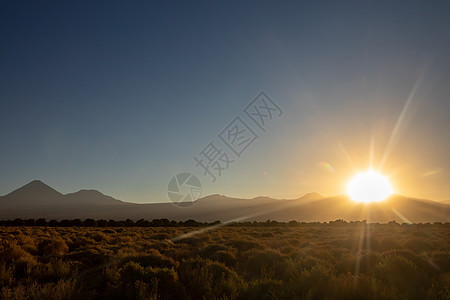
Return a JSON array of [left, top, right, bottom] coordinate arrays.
[[1, 2, 449, 203]]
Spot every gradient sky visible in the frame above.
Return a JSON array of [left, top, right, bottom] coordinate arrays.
[[1, 1, 449, 203]]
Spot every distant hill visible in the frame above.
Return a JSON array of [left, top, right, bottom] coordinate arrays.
[[0, 180, 448, 223], [0, 180, 126, 207], [63, 190, 125, 206], [1, 180, 63, 206]]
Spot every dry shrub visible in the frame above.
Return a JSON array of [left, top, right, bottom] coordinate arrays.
[[68, 236, 93, 250], [1, 285, 25, 300], [379, 237, 401, 250], [0, 224, 448, 299], [67, 246, 110, 266], [381, 249, 433, 274], [16, 234, 37, 254], [330, 273, 399, 300], [279, 245, 296, 255], [1, 279, 80, 300], [0, 263, 15, 287], [32, 259, 78, 281], [335, 250, 380, 275], [240, 249, 286, 279], [113, 261, 185, 299], [228, 239, 262, 252], [112, 235, 134, 246], [209, 250, 236, 266], [244, 278, 283, 299], [430, 250, 450, 272], [375, 255, 428, 298], [179, 257, 242, 300], [90, 231, 110, 242], [150, 233, 171, 241], [0, 243, 34, 263], [288, 263, 336, 299], [404, 238, 434, 253], [199, 244, 228, 257], [152, 239, 175, 252], [0, 243, 37, 276], [120, 249, 178, 269], [37, 238, 68, 257]]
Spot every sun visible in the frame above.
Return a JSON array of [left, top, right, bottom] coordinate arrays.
[[346, 170, 393, 203]]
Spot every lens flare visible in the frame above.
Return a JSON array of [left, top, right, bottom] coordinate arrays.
[[317, 162, 335, 173]]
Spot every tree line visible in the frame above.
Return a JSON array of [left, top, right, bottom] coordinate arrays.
[[0, 218, 218, 227], [0, 218, 448, 227]]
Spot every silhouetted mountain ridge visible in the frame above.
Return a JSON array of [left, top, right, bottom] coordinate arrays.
[[0, 180, 448, 223], [0, 180, 126, 207], [2, 180, 63, 205]]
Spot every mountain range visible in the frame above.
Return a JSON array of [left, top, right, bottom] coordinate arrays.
[[0, 180, 448, 223]]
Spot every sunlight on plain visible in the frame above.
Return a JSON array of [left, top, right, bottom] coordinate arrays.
[[347, 170, 393, 203]]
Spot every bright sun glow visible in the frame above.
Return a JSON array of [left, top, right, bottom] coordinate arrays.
[[347, 170, 393, 203]]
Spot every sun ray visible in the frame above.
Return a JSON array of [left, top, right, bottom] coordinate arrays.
[[369, 136, 375, 169], [338, 143, 356, 171], [391, 208, 412, 224], [353, 220, 366, 286], [378, 66, 428, 170]]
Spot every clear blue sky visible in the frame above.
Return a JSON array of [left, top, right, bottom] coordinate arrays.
[[1, 1, 449, 203]]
